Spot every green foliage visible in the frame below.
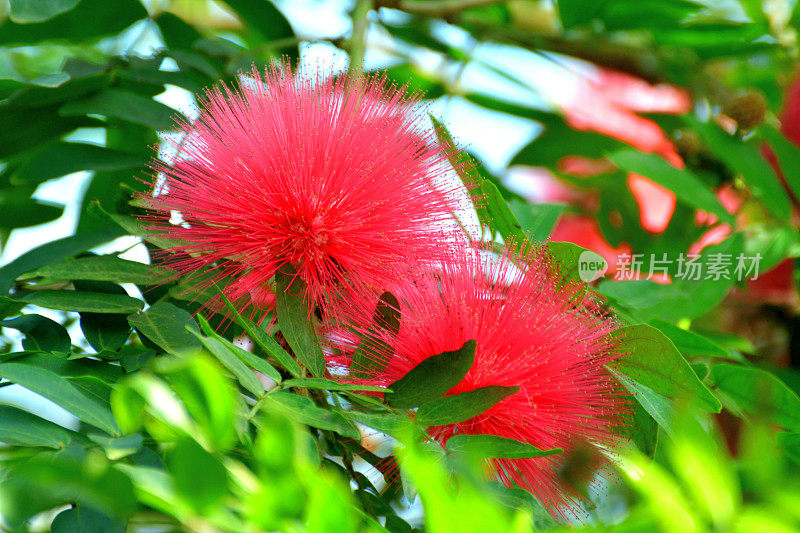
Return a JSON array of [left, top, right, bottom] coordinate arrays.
[[1, 0, 800, 530]]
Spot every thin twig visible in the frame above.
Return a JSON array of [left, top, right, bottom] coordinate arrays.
[[379, 0, 505, 16], [348, 0, 373, 73]]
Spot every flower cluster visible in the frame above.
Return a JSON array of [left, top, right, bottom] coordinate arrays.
[[141, 63, 628, 519]]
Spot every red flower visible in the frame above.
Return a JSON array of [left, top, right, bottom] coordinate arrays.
[[139, 64, 466, 309], [328, 245, 628, 518], [560, 67, 690, 159]]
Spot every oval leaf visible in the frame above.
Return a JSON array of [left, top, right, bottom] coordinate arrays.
[[274, 264, 325, 377], [446, 434, 562, 459], [386, 340, 476, 408], [415, 385, 519, 427], [0, 362, 118, 435], [612, 324, 721, 412]]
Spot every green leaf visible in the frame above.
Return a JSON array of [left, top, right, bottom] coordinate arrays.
[[611, 368, 676, 438], [59, 89, 179, 131], [351, 291, 400, 379], [87, 433, 143, 460], [51, 506, 125, 533], [546, 241, 607, 284], [274, 264, 325, 377], [481, 180, 527, 244], [689, 116, 791, 220], [213, 286, 301, 378], [711, 363, 800, 433], [0, 194, 64, 229], [81, 313, 130, 352], [508, 201, 564, 242], [9, 0, 80, 23], [10, 142, 145, 186], [166, 437, 228, 513], [1, 314, 71, 353], [625, 398, 660, 457], [21, 290, 143, 314], [197, 314, 281, 383], [128, 302, 201, 356], [386, 340, 476, 408], [511, 117, 624, 167], [598, 233, 744, 322], [342, 410, 411, 435], [219, 0, 295, 42], [0, 362, 118, 435], [4, 453, 136, 518], [157, 355, 238, 451], [282, 377, 387, 393], [415, 385, 519, 427], [190, 330, 266, 396], [266, 391, 360, 439], [612, 324, 721, 412], [31, 256, 173, 285], [0, 0, 147, 45], [0, 296, 25, 319], [446, 434, 562, 459], [0, 404, 77, 448], [155, 12, 202, 49], [759, 125, 800, 204], [607, 150, 734, 224], [0, 226, 126, 294], [430, 115, 488, 226], [649, 319, 730, 359]]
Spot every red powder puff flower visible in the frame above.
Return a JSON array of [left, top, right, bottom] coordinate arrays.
[[139, 63, 468, 310], [327, 245, 628, 518]]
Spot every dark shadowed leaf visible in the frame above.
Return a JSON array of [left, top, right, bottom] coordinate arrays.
[[351, 291, 400, 379], [0, 226, 126, 294], [31, 255, 173, 285], [386, 340, 476, 408], [128, 302, 201, 356], [21, 290, 143, 314], [0, 314, 71, 353], [59, 89, 179, 131], [274, 264, 325, 377], [416, 385, 519, 427], [0, 195, 63, 229], [51, 505, 126, 533], [10, 142, 145, 186]]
